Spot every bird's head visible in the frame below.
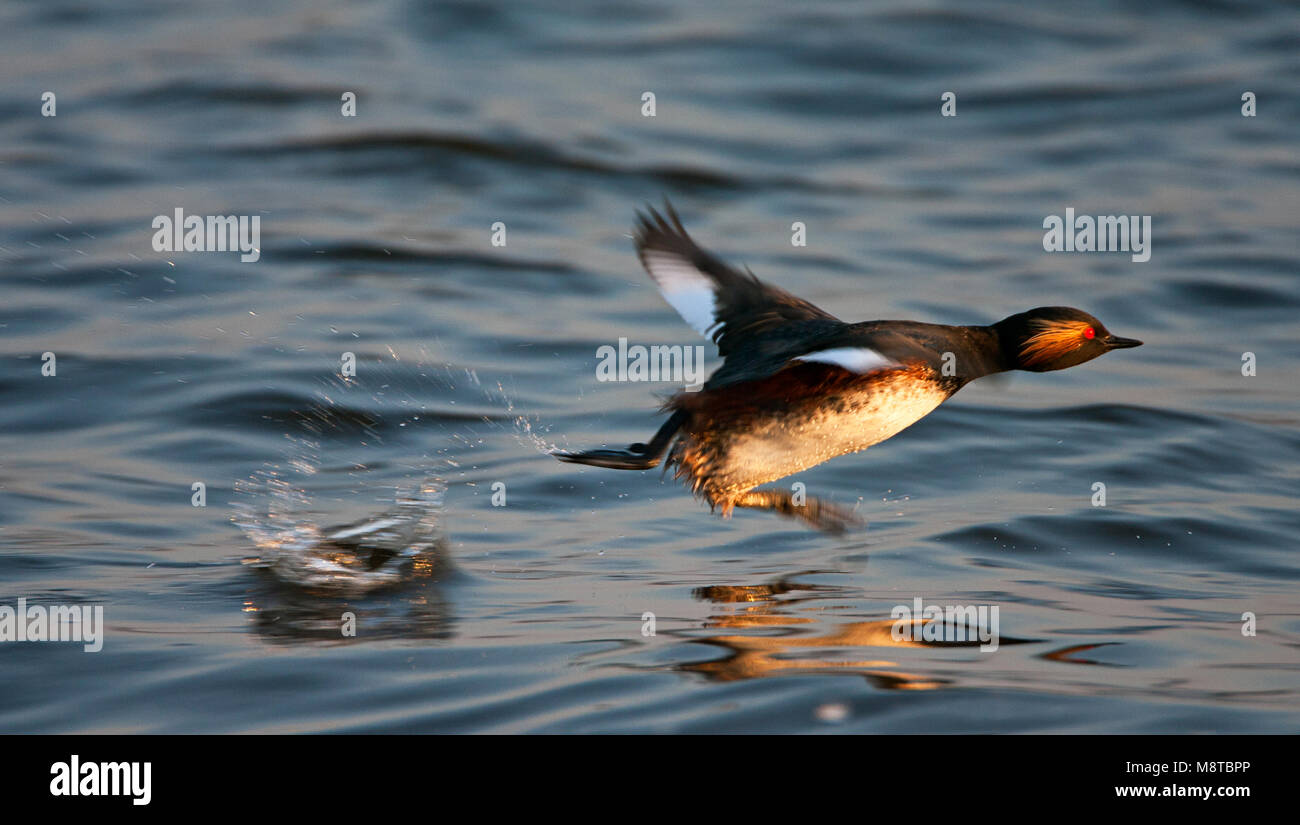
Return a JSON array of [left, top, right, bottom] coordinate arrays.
[[994, 307, 1142, 372]]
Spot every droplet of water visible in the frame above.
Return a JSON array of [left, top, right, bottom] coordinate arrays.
[[815, 702, 850, 723]]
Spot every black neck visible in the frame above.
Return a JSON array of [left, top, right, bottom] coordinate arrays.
[[957, 325, 1013, 380]]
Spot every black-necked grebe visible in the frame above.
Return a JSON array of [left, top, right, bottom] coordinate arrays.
[[557, 203, 1143, 532]]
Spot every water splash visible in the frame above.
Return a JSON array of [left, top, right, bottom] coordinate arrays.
[[233, 353, 454, 595], [232, 347, 559, 594], [235, 467, 446, 594], [473, 374, 565, 456]]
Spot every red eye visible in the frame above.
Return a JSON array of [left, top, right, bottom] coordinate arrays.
[[1083, 327, 1095, 340]]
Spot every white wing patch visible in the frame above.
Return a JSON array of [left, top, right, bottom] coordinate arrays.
[[794, 347, 900, 373], [641, 250, 719, 337]]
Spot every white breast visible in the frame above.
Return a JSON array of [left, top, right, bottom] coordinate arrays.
[[710, 373, 951, 492]]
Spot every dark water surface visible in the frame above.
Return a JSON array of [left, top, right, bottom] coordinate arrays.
[[2, 0, 1298, 733]]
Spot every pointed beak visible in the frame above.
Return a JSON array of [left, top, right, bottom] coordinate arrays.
[[1105, 335, 1143, 350]]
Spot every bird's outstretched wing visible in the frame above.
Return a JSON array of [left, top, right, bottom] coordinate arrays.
[[634, 202, 839, 357]]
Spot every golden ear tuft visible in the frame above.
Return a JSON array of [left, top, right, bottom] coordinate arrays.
[[1020, 320, 1094, 367]]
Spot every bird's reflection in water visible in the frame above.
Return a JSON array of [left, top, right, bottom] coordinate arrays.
[[680, 575, 1032, 689], [1040, 642, 1120, 666], [237, 487, 455, 645]]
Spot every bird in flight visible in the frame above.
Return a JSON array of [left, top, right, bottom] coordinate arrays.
[[557, 202, 1142, 532]]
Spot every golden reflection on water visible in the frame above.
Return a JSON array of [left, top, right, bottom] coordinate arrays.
[[678, 577, 1028, 690]]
